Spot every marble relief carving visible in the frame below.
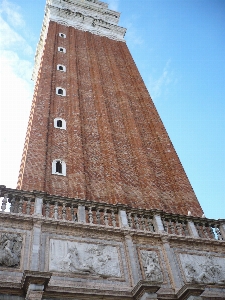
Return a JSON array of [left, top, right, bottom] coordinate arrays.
[[140, 250, 163, 282], [0, 233, 22, 267], [180, 253, 225, 284], [49, 239, 121, 278]]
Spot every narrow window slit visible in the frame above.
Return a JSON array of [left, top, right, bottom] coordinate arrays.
[[56, 161, 62, 173]]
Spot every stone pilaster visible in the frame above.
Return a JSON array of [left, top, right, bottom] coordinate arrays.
[[125, 235, 142, 285]]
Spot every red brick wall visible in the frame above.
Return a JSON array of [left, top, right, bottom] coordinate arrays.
[[17, 21, 203, 216]]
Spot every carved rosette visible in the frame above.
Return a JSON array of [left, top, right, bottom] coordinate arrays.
[[0, 233, 22, 268], [140, 250, 163, 282]]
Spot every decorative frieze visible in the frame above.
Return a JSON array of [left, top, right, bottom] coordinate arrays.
[[180, 253, 225, 284], [49, 239, 121, 278]]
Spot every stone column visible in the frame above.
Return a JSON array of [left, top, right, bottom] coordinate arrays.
[[26, 284, 44, 300], [219, 222, 225, 240], [139, 293, 158, 300], [125, 234, 142, 285], [22, 271, 52, 300]]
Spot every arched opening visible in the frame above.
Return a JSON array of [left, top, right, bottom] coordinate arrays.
[[56, 161, 62, 174], [57, 120, 62, 127]]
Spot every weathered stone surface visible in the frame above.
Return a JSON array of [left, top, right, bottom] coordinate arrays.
[[49, 239, 121, 278], [180, 253, 225, 284], [0, 233, 22, 268]]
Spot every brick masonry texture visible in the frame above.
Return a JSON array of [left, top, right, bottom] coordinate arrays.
[[17, 21, 203, 216]]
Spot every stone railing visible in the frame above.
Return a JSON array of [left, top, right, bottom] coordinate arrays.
[[0, 186, 224, 241]]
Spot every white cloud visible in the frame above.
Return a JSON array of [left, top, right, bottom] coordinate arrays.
[[0, 0, 25, 28], [0, 0, 34, 188], [147, 60, 176, 100], [107, 0, 119, 11]]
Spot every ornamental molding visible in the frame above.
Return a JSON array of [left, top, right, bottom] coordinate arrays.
[[32, 0, 126, 82]]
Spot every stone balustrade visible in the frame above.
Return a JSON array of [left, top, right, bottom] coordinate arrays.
[[0, 186, 224, 241]]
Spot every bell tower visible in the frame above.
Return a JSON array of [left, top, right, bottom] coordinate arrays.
[[1, 1, 225, 300], [17, 0, 203, 217]]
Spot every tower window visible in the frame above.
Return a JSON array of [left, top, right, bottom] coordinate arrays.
[[58, 47, 66, 53], [56, 161, 62, 173], [52, 159, 66, 176], [57, 120, 62, 127], [54, 118, 66, 130], [57, 64, 66, 72], [59, 33, 66, 38], [56, 87, 66, 96]]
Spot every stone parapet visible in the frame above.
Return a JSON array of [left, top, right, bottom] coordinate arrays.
[[0, 187, 225, 299]]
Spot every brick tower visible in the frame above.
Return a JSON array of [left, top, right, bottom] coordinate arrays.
[[17, 0, 202, 217], [1, 1, 225, 299]]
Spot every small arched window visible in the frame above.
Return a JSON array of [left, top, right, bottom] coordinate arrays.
[[59, 33, 66, 38], [52, 159, 66, 176], [56, 87, 66, 96], [57, 64, 66, 72], [56, 161, 62, 173], [54, 118, 66, 130], [57, 120, 62, 127], [58, 47, 66, 53]]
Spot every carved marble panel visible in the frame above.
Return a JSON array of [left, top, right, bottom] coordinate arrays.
[[49, 239, 121, 278], [0, 233, 22, 267], [180, 253, 225, 284], [140, 250, 163, 282]]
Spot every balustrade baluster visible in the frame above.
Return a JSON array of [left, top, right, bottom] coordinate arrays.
[[207, 224, 215, 239], [96, 208, 101, 225], [147, 216, 154, 232], [215, 225, 223, 240], [162, 218, 168, 233], [169, 219, 175, 234], [202, 223, 209, 238], [127, 212, 133, 228], [176, 220, 182, 235], [104, 208, 109, 226], [10, 196, 15, 213], [88, 207, 93, 224], [45, 201, 50, 218], [62, 202, 66, 220], [54, 202, 58, 220], [195, 223, 202, 237], [134, 214, 140, 230], [141, 215, 146, 230], [71, 204, 77, 222], [1, 194, 7, 212], [182, 222, 189, 236], [18, 197, 23, 214], [111, 210, 116, 227], [26, 198, 31, 215]]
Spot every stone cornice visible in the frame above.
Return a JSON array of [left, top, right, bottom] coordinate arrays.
[[32, 0, 126, 82]]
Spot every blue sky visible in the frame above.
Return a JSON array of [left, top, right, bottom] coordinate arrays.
[[0, 0, 224, 219]]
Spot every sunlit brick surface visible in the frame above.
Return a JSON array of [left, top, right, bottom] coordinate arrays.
[[17, 22, 203, 216]]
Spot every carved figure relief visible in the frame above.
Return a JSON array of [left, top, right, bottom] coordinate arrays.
[[49, 239, 121, 278], [180, 253, 225, 284], [140, 250, 163, 282], [0, 233, 22, 267]]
